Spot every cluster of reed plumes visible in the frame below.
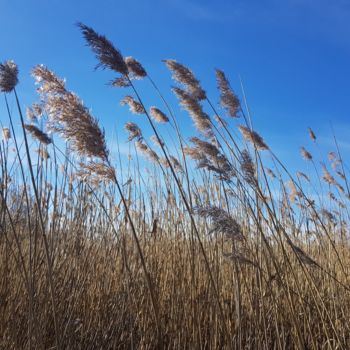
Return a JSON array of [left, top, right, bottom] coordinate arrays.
[[1, 24, 350, 350]]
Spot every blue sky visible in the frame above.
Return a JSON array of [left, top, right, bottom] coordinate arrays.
[[1, 0, 350, 174]]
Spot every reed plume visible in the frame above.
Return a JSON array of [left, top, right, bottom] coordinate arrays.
[[266, 167, 276, 179], [77, 161, 116, 185], [308, 127, 316, 142], [288, 242, 317, 266], [321, 163, 336, 186], [173, 87, 213, 137], [32, 65, 109, 161], [0, 60, 18, 92], [78, 22, 128, 75], [164, 59, 206, 100], [150, 135, 164, 148], [2, 127, 11, 141], [125, 56, 147, 79], [296, 171, 310, 182], [190, 137, 220, 157], [240, 149, 256, 185], [121, 95, 145, 114], [24, 124, 52, 145], [169, 155, 183, 173], [287, 180, 302, 203], [136, 140, 159, 163], [215, 69, 240, 118], [125, 122, 142, 141], [238, 125, 269, 150], [26, 107, 37, 123], [300, 146, 312, 161], [196, 206, 244, 241], [149, 107, 169, 123]]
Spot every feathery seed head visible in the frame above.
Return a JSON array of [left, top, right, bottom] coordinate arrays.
[[33, 66, 109, 161], [32, 103, 43, 118], [32, 65, 66, 95], [2, 127, 11, 141], [124, 122, 142, 141], [125, 56, 147, 78], [150, 134, 164, 148], [287, 180, 302, 203], [173, 87, 213, 137], [328, 151, 337, 162], [78, 23, 128, 75], [111, 76, 131, 87], [136, 140, 159, 163], [296, 171, 310, 182], [308, 127, 316, 142], [26, 107, 37, 123], [0, 60, 18, 92], [36, 147, 50, 160], [77, 162, 116, 184], [238, 125, 269, 150], [121, 95, 145, 114], [289, 242, 317, 266], [190, 137, 220, 157], [149, 107, 169, 123], [266, 168, 276, 179], [164, 59, 206, 100], [169, 155, 183, 173], [215, 69, 240, 118], [24, 124, 52, 145], [195, 206, 244, 240], [321, 163, 336, 186], [300, 146, 312, 161], [240, 149, 256, 185], [183, 146, 204, 161]]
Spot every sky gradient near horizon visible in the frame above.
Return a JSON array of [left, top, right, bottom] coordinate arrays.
[[1, 0, 350, 172]]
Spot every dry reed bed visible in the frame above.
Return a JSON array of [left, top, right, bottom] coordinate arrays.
[[0, 23, 350, 349]]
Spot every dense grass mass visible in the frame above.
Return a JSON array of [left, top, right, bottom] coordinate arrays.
[[1, 24, 350, 349]]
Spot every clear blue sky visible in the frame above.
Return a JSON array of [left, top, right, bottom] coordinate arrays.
[[1, 0, 350, 172]]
